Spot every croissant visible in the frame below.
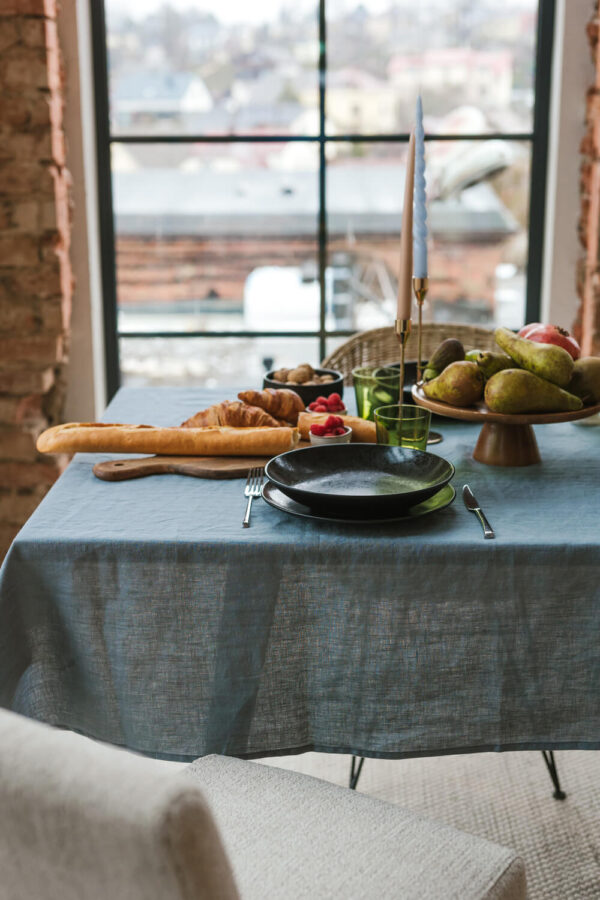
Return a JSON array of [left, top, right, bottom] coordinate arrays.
[[181, 401, 282, 428], [237, 388, 305, 424]]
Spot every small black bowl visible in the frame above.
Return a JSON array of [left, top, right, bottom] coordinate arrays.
[[265, 443, 454, 517], [263, 368, 344, 407]]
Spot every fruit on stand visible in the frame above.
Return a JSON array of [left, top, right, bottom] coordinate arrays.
[[518, 324, 581, 360], [423, 338, 465, 382], [518, 323, 543, 339], [494, 327, 574, 388], [422, 360, 484, 407], [568, 357, 600, 405], [467, 350, 514, 380], [485, 369, 583, 414]]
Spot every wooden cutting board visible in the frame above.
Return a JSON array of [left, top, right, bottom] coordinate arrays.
[[93, 455, 273, 481], [93, 444, 310, 482]]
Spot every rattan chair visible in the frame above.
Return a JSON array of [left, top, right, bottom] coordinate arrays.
[[321, 323, 498, 385]]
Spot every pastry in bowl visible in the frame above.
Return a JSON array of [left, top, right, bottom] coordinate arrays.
[[264, 364, 344, 406]]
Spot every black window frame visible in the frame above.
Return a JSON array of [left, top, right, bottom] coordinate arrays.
[[91, 0, 556, 401]]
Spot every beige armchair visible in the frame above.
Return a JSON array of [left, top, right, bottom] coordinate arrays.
[[0, 709, 526, 899]]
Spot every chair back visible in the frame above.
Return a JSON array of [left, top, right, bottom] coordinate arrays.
[[0, 709, 239, 900], [322, 323, 497, 385]]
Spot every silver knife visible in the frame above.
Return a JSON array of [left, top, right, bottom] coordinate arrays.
[[463, 484, 495, 539]]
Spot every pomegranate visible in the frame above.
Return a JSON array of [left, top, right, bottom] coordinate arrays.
[[519, 324, 581, 361], [518, 322, 543, 339]]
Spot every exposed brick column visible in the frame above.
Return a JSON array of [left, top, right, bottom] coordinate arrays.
[[0, 0, 72, 560], [577, 1, 600, 356]]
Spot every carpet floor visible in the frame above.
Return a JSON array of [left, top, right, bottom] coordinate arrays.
[[256, 750, 600, 899]]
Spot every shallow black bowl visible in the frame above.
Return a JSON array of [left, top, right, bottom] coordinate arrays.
[[264, 444, 454, 517], [263, 368, 344, 406]]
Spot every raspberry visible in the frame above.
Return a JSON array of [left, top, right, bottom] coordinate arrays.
[[324, 415, 339, 428], [327, 392, 341, 405], [314, 404, 328, 412], [316, 395, 329, 404], [310, 424, 326, 436], [308, 401, 318, 410], [334, 427, 345, 435]]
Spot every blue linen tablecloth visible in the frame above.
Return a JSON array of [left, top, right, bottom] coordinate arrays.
[[0, 387, 599, 762]]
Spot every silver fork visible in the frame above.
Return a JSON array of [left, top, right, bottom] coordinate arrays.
[[242, 467, 264, 528]]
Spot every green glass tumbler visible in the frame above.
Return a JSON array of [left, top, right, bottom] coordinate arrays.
[[352, 366, 401, 421], [374, 404, 432, 451]]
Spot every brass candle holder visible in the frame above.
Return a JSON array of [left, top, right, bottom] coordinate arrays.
[[394, 317, 412, 405], [412, 276, 429, 384]]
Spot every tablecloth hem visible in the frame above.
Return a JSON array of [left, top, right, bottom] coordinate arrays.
[[49, 723, 600, 764]]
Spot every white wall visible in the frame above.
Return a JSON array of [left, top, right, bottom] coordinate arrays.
[[541, 0, 594, 329], [61, 0, 106, 420]]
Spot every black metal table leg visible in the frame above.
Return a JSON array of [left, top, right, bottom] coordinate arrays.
[[349, 755, 365, 790], [541, 750, 566, 800], [350, 750, 566, 799]]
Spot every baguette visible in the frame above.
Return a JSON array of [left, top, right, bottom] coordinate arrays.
[[36, 422, 299, 457], [297, 412, 376, 443]]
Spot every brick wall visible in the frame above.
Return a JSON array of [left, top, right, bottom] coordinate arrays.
[[0, 0, 72, 560], [577, 1, 600, 355]]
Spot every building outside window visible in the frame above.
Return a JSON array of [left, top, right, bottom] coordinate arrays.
[[92, 0, 553, 397]]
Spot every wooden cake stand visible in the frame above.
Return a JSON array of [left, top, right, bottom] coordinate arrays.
[[412, 384, 600, 467]]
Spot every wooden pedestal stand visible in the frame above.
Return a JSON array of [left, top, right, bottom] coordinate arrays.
[[412, 385, 600, 467]]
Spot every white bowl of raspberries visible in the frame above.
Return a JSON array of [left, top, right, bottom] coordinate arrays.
[[309, 415, 352, 446], [306, 392, 347, 416]]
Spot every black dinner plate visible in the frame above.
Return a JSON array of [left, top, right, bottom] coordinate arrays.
[[262, 481, 456, 524], [264, 444, 455, 517]]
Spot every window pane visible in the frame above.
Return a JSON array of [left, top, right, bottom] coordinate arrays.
[[326, 140, 531, 331], [113, 143, 320, 334], [106, 1, 319, 136], [327, 1, 538, 135], [119, 336, 321, 389]]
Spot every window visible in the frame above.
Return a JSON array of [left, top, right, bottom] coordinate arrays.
[[92, 0, 555, 398]]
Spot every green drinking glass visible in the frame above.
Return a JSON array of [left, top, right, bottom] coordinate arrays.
[[352, 366, 401, 421], [374, 404, 432, 451]]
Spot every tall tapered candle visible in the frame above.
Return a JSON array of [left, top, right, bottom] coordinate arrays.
[[397, 131, 415, 320], [413, 96, 428, 278]]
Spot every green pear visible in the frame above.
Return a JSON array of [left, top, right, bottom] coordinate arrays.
[[423, 338, 465, 382], [467, 350, 514, 380], [485, 369, 583, 414], [568, 357, 600, 405], [494, 327, 574, 387], [423, 361, 484, 407]]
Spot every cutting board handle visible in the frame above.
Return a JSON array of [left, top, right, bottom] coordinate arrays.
[[93, 457, 200, 480]]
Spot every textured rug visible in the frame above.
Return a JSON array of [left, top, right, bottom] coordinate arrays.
[[257, 750, 600, 899]]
